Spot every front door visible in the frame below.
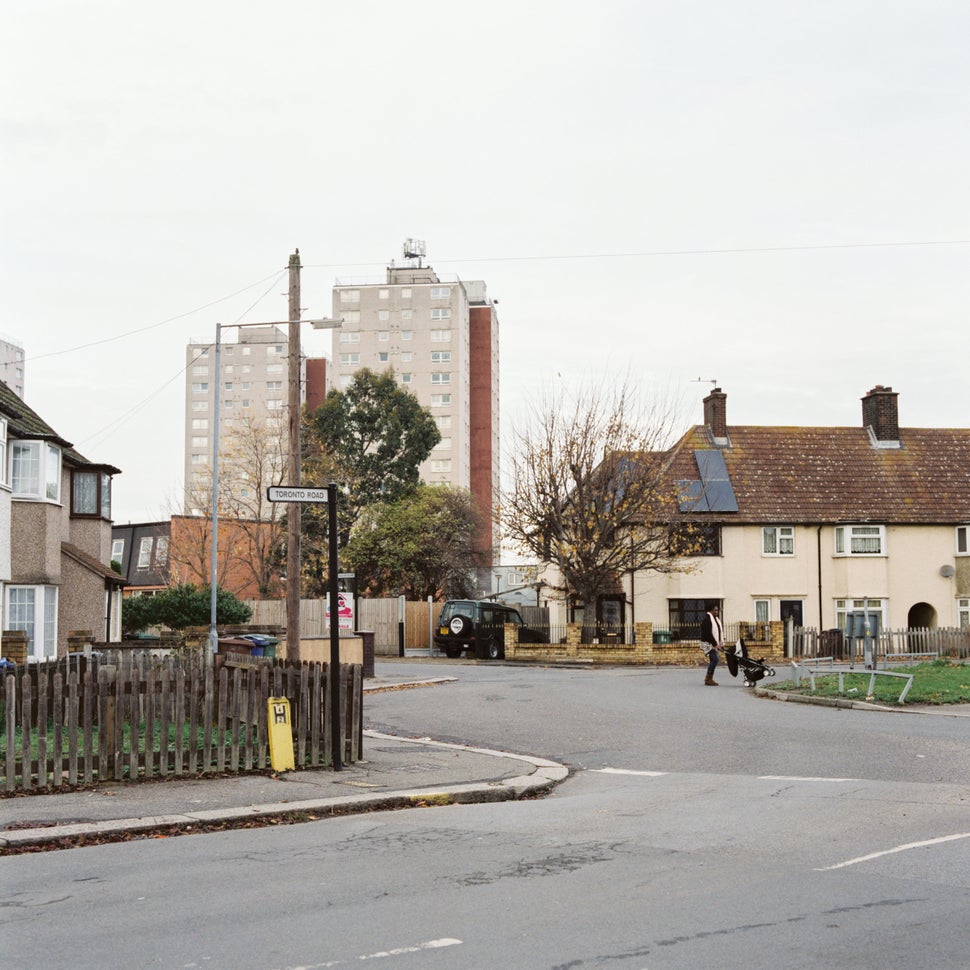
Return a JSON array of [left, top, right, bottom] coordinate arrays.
[[780, 600, 803, 651]]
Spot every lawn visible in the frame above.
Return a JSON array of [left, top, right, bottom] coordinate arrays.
[[771, 660, 970, 705]]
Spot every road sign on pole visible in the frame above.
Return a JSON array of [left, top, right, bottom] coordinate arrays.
[[267, 486, 330, 503]]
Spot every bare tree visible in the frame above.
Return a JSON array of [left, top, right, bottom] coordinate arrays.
[[501, 378, 697, 636], [170, 415, 286, 598]]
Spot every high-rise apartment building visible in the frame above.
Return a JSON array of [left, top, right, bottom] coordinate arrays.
[[331, 244, 499, 562], [0, 334, 25, 399], [182, 327, 329, 515]]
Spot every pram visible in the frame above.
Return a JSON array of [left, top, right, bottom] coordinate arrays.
[[725, 638, 776, 687]]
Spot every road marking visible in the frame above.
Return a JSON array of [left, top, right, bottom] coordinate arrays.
[[593, 768, 668, 777], [816, 832, 970, 871], [759, 775, 859, 782], [279, 939, 462, 969]]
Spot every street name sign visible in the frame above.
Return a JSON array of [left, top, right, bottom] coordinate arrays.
[[266, 486, 330, 503]]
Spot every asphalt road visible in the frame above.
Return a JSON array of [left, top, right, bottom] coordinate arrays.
[[4, 662, 969, 970]]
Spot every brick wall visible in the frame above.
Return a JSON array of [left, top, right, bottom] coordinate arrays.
[[506, 621, 787, 665]]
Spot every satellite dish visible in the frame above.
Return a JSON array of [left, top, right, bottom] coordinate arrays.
[[940, 564, 956, 578]]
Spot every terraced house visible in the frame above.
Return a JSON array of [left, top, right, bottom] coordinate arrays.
[[627, 385, 970, 641], [0, 381, 123, 660]]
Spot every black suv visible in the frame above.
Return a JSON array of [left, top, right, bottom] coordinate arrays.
[[434, 600, 537, 660]]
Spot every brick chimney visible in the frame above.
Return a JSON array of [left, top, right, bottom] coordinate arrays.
[[703, 387, 728, 445], [862, 385, 900, 444]]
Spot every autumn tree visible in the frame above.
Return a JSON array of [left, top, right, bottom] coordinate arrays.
[[501, 378, 695, 636], [301, 369, 440, 594], [343, 485, 482, 599]]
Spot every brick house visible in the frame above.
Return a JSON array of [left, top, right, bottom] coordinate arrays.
[[0, 381, 124, 659], [543, 385, 970, 640]]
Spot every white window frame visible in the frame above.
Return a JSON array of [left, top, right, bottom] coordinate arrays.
[[959, 598, 970, 629], [401, 373, 412, 384], [111, 538, 125, 561], [0, 417, 7, 487], [754, 599, 770, 623], [6, 585, 58, 659], [431, 372, 451, 385], [378, 310, 389, 322], [378, 352, 389, 363], [137, 537, 153, 568], [339, 289, 360, 304], [430, 459, 452, 472], [430, 307, 451, 320], [835, 598, 887, 630], [378, 289, 389, 300], [192, 383, 208, 393], [11, 440, 61, 502], [834, 524, 886, 556], [430, 286, 451, 299], [378, 331, 389, 342], [339, 331, 361, 343], [430, 329, 451, 342], [957, 526, 969, 556], [431, 351, 452, 363], [339, 353, 360, 366], [431, 394, 452, 407], [401, 330, 412, 341], [762, 526, 795, 556]]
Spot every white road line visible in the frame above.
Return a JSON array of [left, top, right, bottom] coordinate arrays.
[[279, 939, 462, 969], [816, 832, 970, 871], [759, 775, 859, 782], [593, 768, 668, 777]]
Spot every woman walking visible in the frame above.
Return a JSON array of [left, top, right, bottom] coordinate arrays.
[[700, 603, 724, 686]]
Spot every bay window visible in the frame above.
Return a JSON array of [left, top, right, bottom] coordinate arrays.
[[71, 469, 112, 518], [12, 440, 61, 502]]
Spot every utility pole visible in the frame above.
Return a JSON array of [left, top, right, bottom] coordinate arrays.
[[286, 249, 302, 662]]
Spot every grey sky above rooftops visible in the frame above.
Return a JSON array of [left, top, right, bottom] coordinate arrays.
[[2, 1, 968, 523]]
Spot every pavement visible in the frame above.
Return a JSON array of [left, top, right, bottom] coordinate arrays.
[[0, 670, 568, 853], [3, 662, 967, 853]]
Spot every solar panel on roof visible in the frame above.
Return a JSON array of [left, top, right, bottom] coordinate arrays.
[[677, 450, 739, 513]]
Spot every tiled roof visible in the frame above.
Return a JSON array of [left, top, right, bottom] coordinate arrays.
[[670, 425, 970, 524], [62, 542, 127, 587], [0, 379, 120, 472]]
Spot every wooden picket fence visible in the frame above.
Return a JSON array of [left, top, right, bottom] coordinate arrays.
[[1, 655, 363, 793]]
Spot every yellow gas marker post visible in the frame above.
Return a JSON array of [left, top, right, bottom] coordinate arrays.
[[267, 697, 295, 771]]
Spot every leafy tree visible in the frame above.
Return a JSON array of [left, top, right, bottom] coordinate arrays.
[[344, 485, 482, 599], [122, 584, 251, 633], [301, 368, 440, 593], [501, 378, 695, 638]]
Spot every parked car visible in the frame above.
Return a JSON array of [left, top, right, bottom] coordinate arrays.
[[434, 599, 545, 660]]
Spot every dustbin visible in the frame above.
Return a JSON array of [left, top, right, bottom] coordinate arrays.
[[355, 630, 375, 678], [652, 630, 672, 644]]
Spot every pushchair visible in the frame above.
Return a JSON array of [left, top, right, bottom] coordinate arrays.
[[725, 638, 776, 687]]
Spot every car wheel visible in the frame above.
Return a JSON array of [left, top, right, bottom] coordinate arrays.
[[448, 615, 472, 638], [484, 639, 501, 660], [444, 645, 462, 659]]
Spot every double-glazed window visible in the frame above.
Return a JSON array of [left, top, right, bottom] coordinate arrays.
[[835, 525, 885, 556], [957, 526, 969, 555], [762, 526, 794, 556], [669, 523, 721, 556], [72, 469, 112, 518], [667, 598, 719, 641], [11, 441, 61, 502], [6, 586, 58, 659]]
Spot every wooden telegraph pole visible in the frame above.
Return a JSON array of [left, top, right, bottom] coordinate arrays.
[[286, 249, 302, 662]]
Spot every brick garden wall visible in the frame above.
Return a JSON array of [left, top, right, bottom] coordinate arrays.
[[506, 621, 787, 666]]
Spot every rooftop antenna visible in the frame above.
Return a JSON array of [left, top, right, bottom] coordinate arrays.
[[402, 237, 426, 268], [692, 377, 717, 388]]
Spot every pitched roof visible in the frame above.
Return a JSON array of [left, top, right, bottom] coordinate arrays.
[[62, 542, 128, 587], [671, 424, 970, 525], [0, 380, 120, 472]]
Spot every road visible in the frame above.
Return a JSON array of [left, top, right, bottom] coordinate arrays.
[[4, 662, 969, 969]]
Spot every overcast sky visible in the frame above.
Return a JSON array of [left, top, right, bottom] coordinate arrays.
[[3, 1, 968, 524]]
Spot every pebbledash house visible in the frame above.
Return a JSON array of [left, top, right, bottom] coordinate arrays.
[[0, 380, 124, 661], [548, 385, 970, 641]]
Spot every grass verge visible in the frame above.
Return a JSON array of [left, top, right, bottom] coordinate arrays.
[[770, 660, 970, 705]]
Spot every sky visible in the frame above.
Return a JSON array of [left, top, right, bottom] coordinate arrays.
[[3, 1, 968, 524]]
